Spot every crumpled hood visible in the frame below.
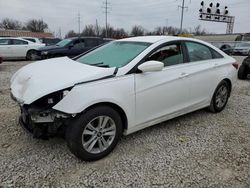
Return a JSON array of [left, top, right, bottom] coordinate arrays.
[[10, 57, 116, 104]]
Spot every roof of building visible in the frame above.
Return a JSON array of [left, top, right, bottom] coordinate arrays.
[[0, 29, 53, 38]]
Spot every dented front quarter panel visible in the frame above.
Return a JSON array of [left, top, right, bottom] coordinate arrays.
[[53, 74, 136, 127]]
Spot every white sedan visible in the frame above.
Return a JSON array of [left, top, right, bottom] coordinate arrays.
[[10, 36, 237, 161], [0, 37, 45, 60]]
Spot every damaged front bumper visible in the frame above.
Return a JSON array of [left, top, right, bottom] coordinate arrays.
[[19, 105, 71, 139]]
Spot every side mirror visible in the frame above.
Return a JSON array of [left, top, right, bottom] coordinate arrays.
[[68, 44, 74, 49], [138, 61, 164, 73]]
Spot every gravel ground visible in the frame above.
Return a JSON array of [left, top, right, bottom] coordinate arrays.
[[0, 58, 249, 188]]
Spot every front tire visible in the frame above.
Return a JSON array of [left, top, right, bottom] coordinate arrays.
[[208, 80, 230, 113], [66, 105, 123, 161]]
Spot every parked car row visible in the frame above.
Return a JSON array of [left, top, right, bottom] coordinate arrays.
[[219, 42, 250, 56], [0, 37, 112, 61]]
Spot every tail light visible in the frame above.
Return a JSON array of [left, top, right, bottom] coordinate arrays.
[[232, 62, 239, 70]]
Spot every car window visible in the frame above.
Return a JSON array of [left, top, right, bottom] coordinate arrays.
[[24, 38, 36, 43], [73, 39, 85, 49], [12, 39, 28, 45], [185, 42, 213, 62], [85, 39, 99, 47], [146, 43, 184, 67], [56, 39, 72, 47], [0, 39, 10, 45]]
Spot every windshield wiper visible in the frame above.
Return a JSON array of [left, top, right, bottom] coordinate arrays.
[[89, 62, 110, 68]]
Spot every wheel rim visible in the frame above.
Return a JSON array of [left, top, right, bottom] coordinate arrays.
[[215, 85, 228, 108], [81, 116, 116, 154]]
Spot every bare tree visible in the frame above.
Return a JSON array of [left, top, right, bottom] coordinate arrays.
[[25, 19, 48, 32], [81, 25, 96, 36], [193, 25, 207, 35], [0, 18, 22, 30], [65, 30, 78, 38], [131, 25, 145, 36]]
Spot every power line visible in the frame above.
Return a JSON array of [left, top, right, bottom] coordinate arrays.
[[178, 0, 188, 33], [77, 12, 81, 35], [102, 0, 111, 37]]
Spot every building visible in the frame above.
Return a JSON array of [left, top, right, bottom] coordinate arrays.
[[0, 29, 53, 38]]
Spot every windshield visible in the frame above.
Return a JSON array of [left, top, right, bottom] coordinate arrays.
[[76, 41, 151, 68], [56, 39, 72, 47]]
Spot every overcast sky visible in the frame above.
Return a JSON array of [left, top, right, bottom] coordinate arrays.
[[0, 0, 249, 37]]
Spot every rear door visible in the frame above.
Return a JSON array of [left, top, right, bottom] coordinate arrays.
[[135, 42, 191, 125], [0, 38, 12, 58], [184, 41, 224, 107], [10, 39, 29, 58]]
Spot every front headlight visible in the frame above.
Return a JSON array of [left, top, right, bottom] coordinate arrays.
[[32, 88, 72, 108], [41, 51, 48, 55], [47, 89, 70, 105]]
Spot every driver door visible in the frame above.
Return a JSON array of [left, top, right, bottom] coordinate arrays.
[[135, 42, 191, 125]]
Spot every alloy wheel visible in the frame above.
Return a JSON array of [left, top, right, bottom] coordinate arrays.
[[215, 85, 228, 108], [81, 116, 116, 154]]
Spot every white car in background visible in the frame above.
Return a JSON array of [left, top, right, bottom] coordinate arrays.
[[10, 36, 238, 161], [0, 37, 45, 60], [19, 37, 43, 44]]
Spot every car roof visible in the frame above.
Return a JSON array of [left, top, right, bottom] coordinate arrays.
[[66, 37, 104, 40], [0, 37, 32, 43], [19, 37, 39, 39], [117, 36, 202, 44]]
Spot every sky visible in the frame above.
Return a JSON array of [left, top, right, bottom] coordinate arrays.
[[0, 0, 249, 37]]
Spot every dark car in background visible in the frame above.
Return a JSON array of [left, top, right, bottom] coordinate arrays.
[[36, 37, 112, 59], [238, 55, 250, 79], [220, 44, 233, 55]]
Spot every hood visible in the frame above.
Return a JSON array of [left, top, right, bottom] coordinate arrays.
[[10, 57, 116, 104], [38, 45, 62, 51]]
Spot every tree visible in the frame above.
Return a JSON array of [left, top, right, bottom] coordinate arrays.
[[0, 18, 22, 30], [81, 25, 96, 36], [193, 25, 207, 35], [131, 25, 145, 36], [65, 30, 78, 38], [25, 19, 48, 32]]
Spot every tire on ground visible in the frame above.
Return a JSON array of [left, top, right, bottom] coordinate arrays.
[[208, 80, 230, 113], [238, 65, 248, 80], [65, 105, 123, 161]]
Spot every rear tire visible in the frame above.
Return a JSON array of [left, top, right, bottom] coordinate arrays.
[[66, 105, 123, 161], [26, 50, 36, 61], [208, 80, 230, 113], [238, 65, 248, 80]]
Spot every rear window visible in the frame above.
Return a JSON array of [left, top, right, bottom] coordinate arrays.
[[185, 42, 223, 62]]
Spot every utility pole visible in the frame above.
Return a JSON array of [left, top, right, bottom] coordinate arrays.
[[102, 0, 111, 38], [178, 0, 188, 34], [77, 12, 81, 36]]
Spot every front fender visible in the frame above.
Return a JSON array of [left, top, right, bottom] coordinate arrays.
[[53, 75, 135, 126]]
